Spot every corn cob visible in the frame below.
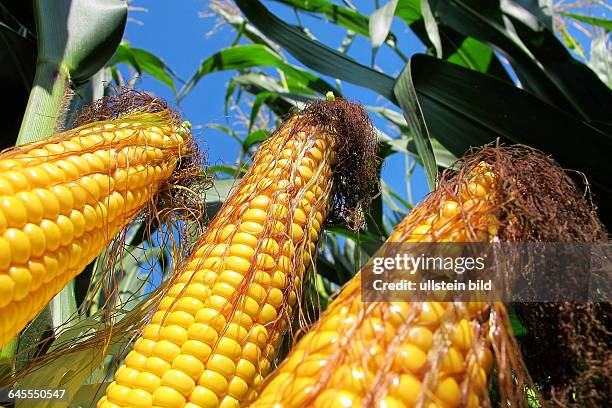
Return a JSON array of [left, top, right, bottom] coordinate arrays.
[[0, 109, 191, 346], [251, 162, 499, 408], [99, 99, 376, 408]]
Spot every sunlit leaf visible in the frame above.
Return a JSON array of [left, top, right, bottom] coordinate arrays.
[[405, 54, 612, 226], [111, 42, 179, 92], [393, 61, 438, 189], [559, 11, 612, 31], [420, 0, 442, 58], [369, 0, 398, 63], [179, 44, 336, 100], [235, 0, 397, 102]]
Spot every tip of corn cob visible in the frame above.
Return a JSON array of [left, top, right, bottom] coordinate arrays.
[[295, 98, 379, 230], [73, 89, 181, 128]]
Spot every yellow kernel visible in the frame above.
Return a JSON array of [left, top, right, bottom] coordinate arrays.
[[219, 395, 240, 408], [247, 325, 268, 349], [225, 256, 251, 274], [419, 302, 445, 323], [185, 284, 210, 301], [124, 389, 153, 408], [198, 370, 228, 394], [266, 288, 284, 308], [441, 200, 461, 219], [159, 325, 188, 346], [235, 358, 256, 381], [14, 191, 44, 224], [142, 324, 161, 341], [217, 337, 242, 360], [161, 369, 196, 396], [78, 176, 101, 203], [239, 221, 262, 236], [227, 376, 249, 400], [232, 232, 258, 248], [442, 347, 465, 374], [464, 181, 488, 199], [228, 244, 255, 260], [3, 228, 31, 264], [206, 353, 236, 379], [258, 304, 278, 325], [395, 343, 427, 373], [56, 214, 75, 246], [22, 223, 46, 258], [172, 354, 205, 379], [0, 179, 13, 197], [0, 238, 10, 270], [135, 338, 157, 356], [219, 270, 244, 288], [0, 275, 15, 307], [451, 319, 473, 350], [67, 182, 87, 210], [189, 386, 219, 408], [33, 189, 60, 219], [174, 297, 204, 316], [243, 208, 267, 224], [393, 374, 421, 405], [152, 339, 181, 363], [435, 377, 461, 408], [188, 323, 218, 344], [218, 224, 235, 240], [167, 311, 195, 328], [225, 323, 248, 343], [255, 253, 275, 270], [0, 197, 27, 228], [195, 307, 227, 330], [182, 340, 212, 362], [55, 160, 79, 179], [133, 371, 162, 394], [115, 366, 139, 387], [69, 210, 86, 238], [407, 326, 434, 351], [3, 171, 29, 191], [106, 382, 130, 405], [271, 271, 287, 288], [291, 224, 304, 241], [8, 266, 32, 300], [49, 185, 74, 215], [37, 220, 60, 253], [125, 351, 147, 371], [212, 282, 236, 299], [143, 356, 172, 377], [22, 167, 50, 188]]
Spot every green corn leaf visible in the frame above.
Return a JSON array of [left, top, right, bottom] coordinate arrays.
[[111, 42, 180, 92], [235, 0, 397, 103], [559, 11, 612, 31], [179, 44, 337, 100]]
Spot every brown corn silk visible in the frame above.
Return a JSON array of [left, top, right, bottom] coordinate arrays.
[[0, 93, 193, 347], [252, 145, 608, 408], [98, 99, 377, 408], [251, 158, 501, 408]]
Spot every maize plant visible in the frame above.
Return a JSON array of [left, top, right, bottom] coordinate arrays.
[[251, 158, 499, 408], [0, 93, 194, 347], [98, 98, 377, 408], [252, 146, 604, 408]]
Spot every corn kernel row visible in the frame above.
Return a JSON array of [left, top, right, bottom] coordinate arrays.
[[100, 114, 340, 408], [0, 116, 190, 345], [251, 163, 499, 408]]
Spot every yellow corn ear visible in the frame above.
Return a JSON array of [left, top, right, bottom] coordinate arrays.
[[0, 115, 190, 346], [250, 163, 498, 408], [99, 113, 341, 408]]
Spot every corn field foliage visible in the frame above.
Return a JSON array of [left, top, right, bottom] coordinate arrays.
[[0, 0, 610, 406]]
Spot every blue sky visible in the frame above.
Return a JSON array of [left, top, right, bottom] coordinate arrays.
[[122, 0, 430, 211], [119, 1, 610, 214]]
